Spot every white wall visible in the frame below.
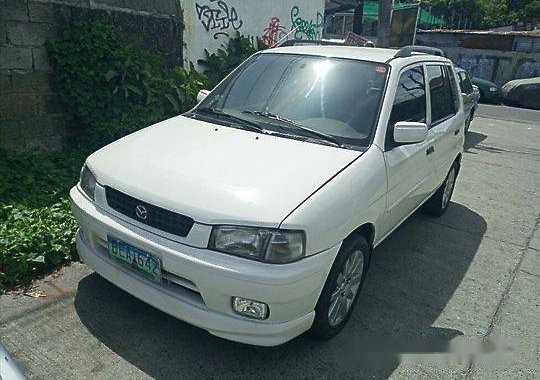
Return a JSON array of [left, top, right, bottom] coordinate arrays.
[[182, 0, 326, 66]]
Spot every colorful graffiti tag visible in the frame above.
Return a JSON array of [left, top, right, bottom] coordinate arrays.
[[261, 17, 287, 47], [195, 0, 243, 39], [290, 6, 324, 40]]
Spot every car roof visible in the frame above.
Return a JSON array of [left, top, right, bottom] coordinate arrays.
[[263, 45, 452, 67]]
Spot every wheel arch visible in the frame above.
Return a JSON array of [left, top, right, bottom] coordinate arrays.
[[455, 153, 462, 172], [345, 222, 376, 249]]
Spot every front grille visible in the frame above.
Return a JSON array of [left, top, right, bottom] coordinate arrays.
[[105, 187, 194, 237]]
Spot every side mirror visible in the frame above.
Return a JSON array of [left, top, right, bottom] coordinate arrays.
[[393, 122, 428, 144], [197, 89, 210, 103]]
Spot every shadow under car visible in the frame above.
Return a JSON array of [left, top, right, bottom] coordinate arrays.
[[75, 202, 486, 379]]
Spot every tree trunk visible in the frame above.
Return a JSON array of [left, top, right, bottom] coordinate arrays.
[[377, 0, 393, 47], [353, 1, 364, 36]]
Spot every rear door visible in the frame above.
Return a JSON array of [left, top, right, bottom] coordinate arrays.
[[425, 64, 462, 188], [383, 64, 434, 235]]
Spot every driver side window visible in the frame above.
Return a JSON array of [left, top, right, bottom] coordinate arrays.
[[389, 66, 427, 126]]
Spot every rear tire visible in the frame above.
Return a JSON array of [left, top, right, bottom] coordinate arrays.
[[310, 235, 371, 340], [423, 162, 458, 216], [465, 111, 473, 133]]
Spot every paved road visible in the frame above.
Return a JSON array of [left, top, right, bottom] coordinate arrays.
[[1, 105, 539, 380], [476, 104, 540, 125]]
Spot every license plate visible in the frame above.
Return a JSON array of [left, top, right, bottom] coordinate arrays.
[[107, 236, 161, 283]]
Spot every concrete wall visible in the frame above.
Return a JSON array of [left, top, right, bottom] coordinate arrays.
[[0, 0, 183, 152], [416, 31, 540, 86], [1, 0, 326, 152], [182, 0, 325, 67]]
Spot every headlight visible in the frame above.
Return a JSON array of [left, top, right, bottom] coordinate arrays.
[[80, 164, 97, 201], [489, 86, 498, 92], [209, 226, 305, 263]]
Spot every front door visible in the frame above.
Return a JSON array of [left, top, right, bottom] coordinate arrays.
[[383, 65, 434, 235]]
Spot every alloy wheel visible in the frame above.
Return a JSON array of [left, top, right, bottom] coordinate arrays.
[[442, 167, 456, 209], [328, 250, 364, 327]]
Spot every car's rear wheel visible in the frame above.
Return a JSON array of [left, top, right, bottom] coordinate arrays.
[[465, 111, 473, 133], [423, 162, 458, 216], [310, 234, 371, 340]]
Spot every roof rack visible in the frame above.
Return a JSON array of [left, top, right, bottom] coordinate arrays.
[[394, 45, 446, 58], [278, 39, 345, 47]]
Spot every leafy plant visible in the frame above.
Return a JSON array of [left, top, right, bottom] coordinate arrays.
[[0, 149, 83, 290], [198, 32, 266, 88], [47, 21, 207, 148], [0, 200, 78, 289], [1, 23, 263, 290]]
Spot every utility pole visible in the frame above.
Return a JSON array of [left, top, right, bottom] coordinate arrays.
[[377, 0, 394, 47], [353, 1, 364, 36]]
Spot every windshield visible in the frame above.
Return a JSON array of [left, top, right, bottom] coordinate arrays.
[[194, 53, 389, 148]]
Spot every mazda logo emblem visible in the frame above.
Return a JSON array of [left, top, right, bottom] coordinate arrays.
[[135, 205, 148, 220]]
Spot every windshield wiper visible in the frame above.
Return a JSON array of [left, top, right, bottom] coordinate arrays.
[[242, 110, 344, 148], [195, 108, 267, 134]]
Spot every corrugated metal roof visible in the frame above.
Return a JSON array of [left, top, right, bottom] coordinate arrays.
[[331, 1, 445, 27]]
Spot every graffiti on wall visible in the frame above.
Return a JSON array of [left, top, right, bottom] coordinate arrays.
[[195, 0, 243, 39], [459, 57, 497, 81], [290, 6, 323, 40], [515, 60, 540, 79], [261, 17, 287, 47]]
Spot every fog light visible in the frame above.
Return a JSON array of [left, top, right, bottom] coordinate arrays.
[[232, 297, 269, 319]]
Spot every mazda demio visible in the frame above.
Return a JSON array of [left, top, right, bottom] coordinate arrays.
[[70, 44, 465, 346]]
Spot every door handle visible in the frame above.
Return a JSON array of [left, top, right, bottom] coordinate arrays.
[[454, 128, 460, 135], [426, 146, 435, 155]]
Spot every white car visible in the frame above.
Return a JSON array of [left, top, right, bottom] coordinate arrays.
[[70, 44, 465, 346]]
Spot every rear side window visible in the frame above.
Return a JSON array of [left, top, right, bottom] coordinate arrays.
[[389, 66, 426, 125], [427, 65, 456, 124], [446, 66, 461, 113], [458, 71, 474, 94]]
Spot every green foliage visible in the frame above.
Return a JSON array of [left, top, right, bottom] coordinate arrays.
[[525, 0, 540, 18], [421, 0, 538, 29], [0, 149, 84, 289], [197, 32, 266, 87], [0, 149, 83, 208], [47, 21, 207, 148], [0, 201, 78, 289], [2, 22, 262, 289]]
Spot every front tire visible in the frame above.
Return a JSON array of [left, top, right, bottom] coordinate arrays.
[[310, 235, 371, 340], [423, 163, 458, 216]]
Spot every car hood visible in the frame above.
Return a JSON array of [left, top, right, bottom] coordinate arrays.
[[87, 115, 361, 226]]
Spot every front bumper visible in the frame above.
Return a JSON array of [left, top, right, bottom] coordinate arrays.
[[70, 186, 339, 346]]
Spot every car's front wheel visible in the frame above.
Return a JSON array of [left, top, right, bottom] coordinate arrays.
[[310, 234, 371, 340]]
